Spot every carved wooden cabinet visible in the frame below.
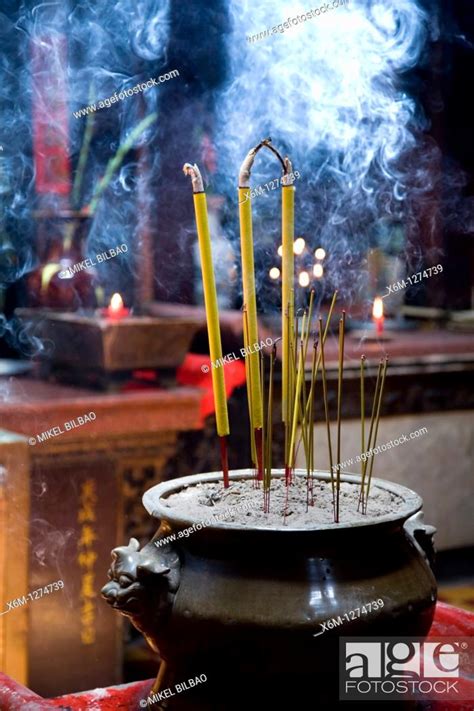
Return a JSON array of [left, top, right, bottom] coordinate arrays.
[[0, 379, 202, 696]]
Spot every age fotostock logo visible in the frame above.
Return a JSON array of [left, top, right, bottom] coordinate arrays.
[[339, 637, 472, 701]]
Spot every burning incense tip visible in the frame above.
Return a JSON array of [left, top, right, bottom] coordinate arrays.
[[182, 163, 204, 193], [238, 138, 273, 187]]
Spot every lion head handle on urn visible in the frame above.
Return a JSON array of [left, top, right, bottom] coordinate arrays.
[[101, 526, 180, 653]]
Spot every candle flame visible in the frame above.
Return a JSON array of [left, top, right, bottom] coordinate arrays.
[[372, 296, 384, 319], [109, 292, 124, 312]]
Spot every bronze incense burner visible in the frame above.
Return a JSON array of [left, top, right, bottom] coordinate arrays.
[[102, 469, 437, 709]]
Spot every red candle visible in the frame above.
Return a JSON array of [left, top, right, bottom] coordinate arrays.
[[372, 296, 384, 336], [104, 293, 130, 320]]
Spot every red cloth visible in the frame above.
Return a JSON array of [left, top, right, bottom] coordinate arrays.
[[31, 35, 71, 196], [176, 352, 247, 425], [0, 602, 472, 709]]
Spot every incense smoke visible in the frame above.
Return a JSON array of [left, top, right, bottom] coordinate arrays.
[[0, 0, 170, 306], [217, 0, 438, 307]]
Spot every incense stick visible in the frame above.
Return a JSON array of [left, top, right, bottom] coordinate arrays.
[[288, 310, 307, 469], [183, 162, 230, 488], [264, 342, 276, 513], [72, 81, 96, 210], [284, 302, 292, 486], [304, 290, 338, 421], [260, 350, 265, 493], [319, 317, 334, 512], [363, 356, 388, 513], [307, 338, 318, 508], [335, 311, 345, 523], [358, 359, 383, 511], [243, 306, 257, 480], [88, 113, 157, 215], [360, 354, 366, 483]]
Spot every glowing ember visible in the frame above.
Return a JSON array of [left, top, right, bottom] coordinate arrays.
[[269, 267, 280, 280], [313, 263, 324, 278], [314, 247, 326, 260]]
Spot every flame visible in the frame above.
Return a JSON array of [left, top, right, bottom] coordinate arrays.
[[109, 292, 124, 312], [372, 296, 384, 319]]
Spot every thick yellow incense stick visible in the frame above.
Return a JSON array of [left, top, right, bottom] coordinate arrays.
[[282, 165, 295, 425], [183, 164, 230, 486], [238, 186, 263, 431], [243, 306, 257, 466]]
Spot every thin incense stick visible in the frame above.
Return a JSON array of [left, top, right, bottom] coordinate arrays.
[[360, 354, 366, 481], [88, 113, 157, 215], [288, 310, 306, 469], [260, 350, 265, 492], [72, 81, 96, 209], [303, 290, 315, 363], [358, 359, 383, 510], [319, 317, 334, 510], [294, 290, 315, 502], [307, 339, 318, 508], [183, 163, 230, 487], [335, 311, 346, 523], [364, 357, 388, 513], [304, 290, 338, 421], [264, 343, 276, 513]]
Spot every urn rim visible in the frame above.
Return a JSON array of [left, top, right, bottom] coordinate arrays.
[[143, 469, 423, 533]]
